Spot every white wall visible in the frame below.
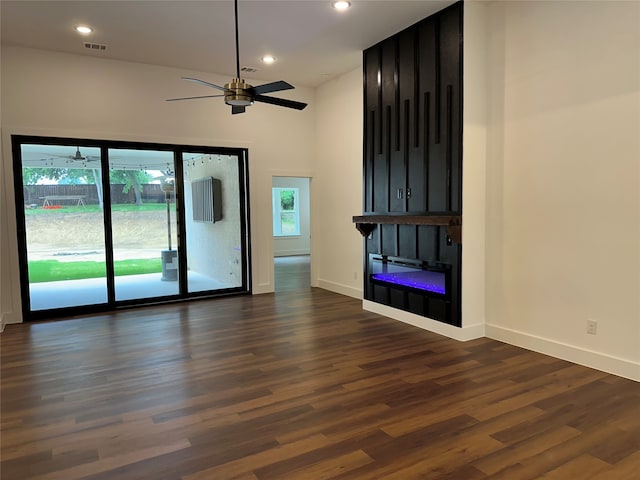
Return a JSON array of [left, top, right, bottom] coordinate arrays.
[[0, 46, 317, 322], [314, 68, 364, 299], [0, 127, 9, 330], [272, 176, 311, 257], [462, 0, 488, 334], [484, 0, 640, 380]]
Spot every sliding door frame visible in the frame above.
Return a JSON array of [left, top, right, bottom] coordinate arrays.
[[12, 134, 251, 321]]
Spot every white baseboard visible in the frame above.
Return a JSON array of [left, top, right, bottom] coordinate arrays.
[[363, 300, 485, 342], [486, 324, 640, 382], [252, 283, 273, 295], [317, 279, 362, 300], [0, 312, 22, 332], [274, 250, 310, 257]]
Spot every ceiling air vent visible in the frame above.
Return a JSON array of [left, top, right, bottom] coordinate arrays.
[[240, 66, 258, 73], [84, 42, 108, 52]]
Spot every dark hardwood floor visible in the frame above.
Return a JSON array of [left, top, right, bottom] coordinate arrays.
[[1, 286, 639, 479], [274, 255, 310, 292]]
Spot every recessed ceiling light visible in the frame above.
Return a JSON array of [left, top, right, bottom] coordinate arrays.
[[75, 25, 93, 34], [332, 1, 351, 11], [261, 55, 276, 64]]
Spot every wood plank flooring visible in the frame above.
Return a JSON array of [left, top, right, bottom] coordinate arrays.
[[2, 287, 639, 479], [274, 255, 310, 292]]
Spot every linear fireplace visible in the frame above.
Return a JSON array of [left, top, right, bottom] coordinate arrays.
[[369, 255, 449, 296], [367, 254, 455, 324]]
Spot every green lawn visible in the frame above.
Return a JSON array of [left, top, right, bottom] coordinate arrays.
[[24, 203, 173, 216], [28, 258, 162, 283]]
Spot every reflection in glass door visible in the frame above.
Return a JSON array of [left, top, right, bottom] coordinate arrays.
[[108, 149, 179, 301], [19, 144, 108, 311], [182, 152, 244, 293]]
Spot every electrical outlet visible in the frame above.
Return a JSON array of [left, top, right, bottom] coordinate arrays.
[[586, 319, 598, 335]]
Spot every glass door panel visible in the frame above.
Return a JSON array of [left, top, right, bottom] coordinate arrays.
[[182, 153, 243, 293], [20, 144, 108, 310], [108, 149, 179, 301], [15, 137, 250, 320]]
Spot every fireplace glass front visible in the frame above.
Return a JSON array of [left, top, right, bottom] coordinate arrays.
[[369, 255, 448, 296]]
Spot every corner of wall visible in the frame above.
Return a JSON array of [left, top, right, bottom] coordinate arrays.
[[461, 0, 488, 329], [364, 300, 485, 342], [0, 127, 23, 328], [317, 279, 362, 300]]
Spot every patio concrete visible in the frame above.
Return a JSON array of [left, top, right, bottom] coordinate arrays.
[[29, 272, 235, 311]]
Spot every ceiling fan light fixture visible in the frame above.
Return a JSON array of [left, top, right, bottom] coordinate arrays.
[[332, 1, 351, 11], [166, 0, 307, 113], [75, 25, 93, 34], [224, 78, 254, 106]]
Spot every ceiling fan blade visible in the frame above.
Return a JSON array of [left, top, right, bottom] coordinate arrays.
[[251, 81, 294, 95], [232, 105, 246, 115], [166, 94, 226, 102], [254, 95, 308, 111], [181, 77, 228, 92]]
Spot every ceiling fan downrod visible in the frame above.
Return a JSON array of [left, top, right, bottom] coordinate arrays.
[[224, 0, 253, 107], [234, 0, 241, 79]]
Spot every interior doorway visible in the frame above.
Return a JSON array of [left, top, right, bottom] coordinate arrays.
[[272, 176, 311, 292]]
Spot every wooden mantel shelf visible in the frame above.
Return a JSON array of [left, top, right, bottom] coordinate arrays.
[[352, 214, 462, 243]]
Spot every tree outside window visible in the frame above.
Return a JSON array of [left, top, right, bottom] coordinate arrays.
[[272, 187, 300, 236]]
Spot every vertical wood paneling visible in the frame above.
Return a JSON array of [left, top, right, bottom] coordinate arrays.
[[385, 35, 404, 213], [420, 17, 437, 154], [367, 110, 375, 212], [434, 17, 442, 145], [440, 3, 463, 213], [364, 47, 379, 213], [377, 48, 383, 155], [446, 84, 453, 211], [386, 105, 397, 212], [394, 38, 401, 152], [413, 29, 421, 149], [373, 125, 387, 214], [362, 1, 463, 326], [423, 91, 431, 211], [398, 224, 416, 259], [381, 224, 396, 257], [403, 99, 410, 212]]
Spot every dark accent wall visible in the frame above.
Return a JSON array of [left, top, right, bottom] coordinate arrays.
[[362, 1, 463, 326]]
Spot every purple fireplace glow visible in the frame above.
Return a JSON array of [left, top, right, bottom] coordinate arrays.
[[369, 255, 448, 296]]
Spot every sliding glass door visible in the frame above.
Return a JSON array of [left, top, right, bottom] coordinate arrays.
[[108, 148, 180, 301], [13, 136, 250, 320], [182, 152, 244, 293], [19, 143, 109, 311]]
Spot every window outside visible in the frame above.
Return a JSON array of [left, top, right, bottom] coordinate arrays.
[[273, 188, 300, 236]]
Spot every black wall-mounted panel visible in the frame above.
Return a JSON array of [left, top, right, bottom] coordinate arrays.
[[362, 1, 463, 327]]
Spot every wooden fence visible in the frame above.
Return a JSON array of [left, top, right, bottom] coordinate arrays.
[[23, 184, 166, 206]]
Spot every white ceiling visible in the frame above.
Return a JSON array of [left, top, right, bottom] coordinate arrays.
[[1, 0, 455, 88]]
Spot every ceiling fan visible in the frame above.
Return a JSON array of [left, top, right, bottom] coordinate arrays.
[[166, 0, 308, 115], [45, 146, 100, 163]]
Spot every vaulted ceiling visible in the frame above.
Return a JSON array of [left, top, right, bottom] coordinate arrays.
[[1, 0, 455, 88]]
